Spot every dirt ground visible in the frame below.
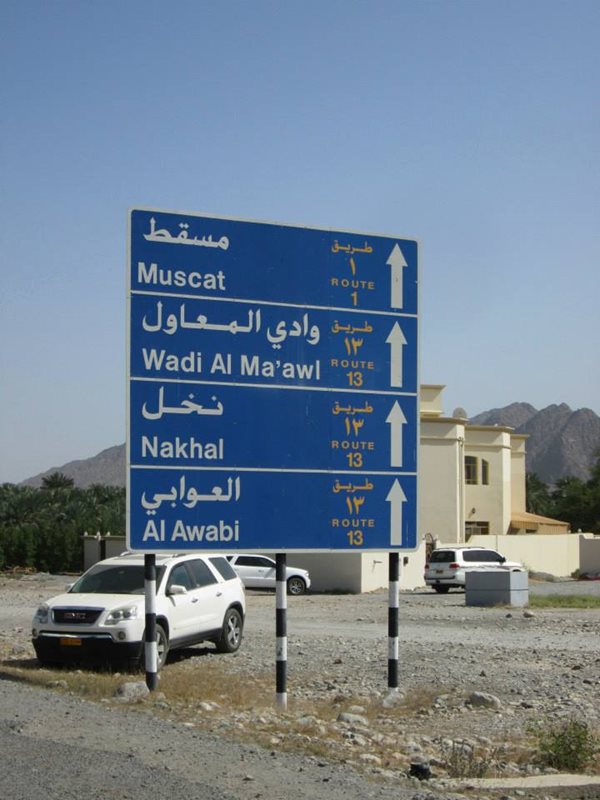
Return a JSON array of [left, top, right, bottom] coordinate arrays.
[[1, 571, 600, 800]]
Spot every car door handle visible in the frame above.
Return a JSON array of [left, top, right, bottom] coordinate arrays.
[[191, 597, 199, 603], [216, 591, 223, 597]]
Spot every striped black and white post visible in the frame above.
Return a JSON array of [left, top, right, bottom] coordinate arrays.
[[388, 551, 400, 693], [275, 553, 288, 710], [144, 553, 159, 691]]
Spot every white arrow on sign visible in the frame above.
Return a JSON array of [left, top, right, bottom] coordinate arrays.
[[386, 479, 407, 546], [386, 401, 407, 467], [386, 243, 408, 309], [385, 322, 407, 387]]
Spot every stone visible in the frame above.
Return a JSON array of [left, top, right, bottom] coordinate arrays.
[[337, 712, 369, 726], [466, 691, 502, 710], [113, 681, 150, 702]]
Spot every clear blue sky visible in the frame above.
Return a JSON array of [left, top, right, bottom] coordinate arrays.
[[1, 0, 598, 484]]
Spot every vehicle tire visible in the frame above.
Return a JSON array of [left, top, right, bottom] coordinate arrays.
[[287, 576, 307, 595], [215, 608, 243, 653], [141, 623, 169, 671], [433, 585, 450, 594]]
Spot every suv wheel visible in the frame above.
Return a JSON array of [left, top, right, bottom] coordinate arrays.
[[137, 623, 169, 672], [215, 608, 243, 653], [287, 576, 307, 595]]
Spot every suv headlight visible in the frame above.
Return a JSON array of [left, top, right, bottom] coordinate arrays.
[[105, 605, 139, 624], [35, 603, 49, 623]]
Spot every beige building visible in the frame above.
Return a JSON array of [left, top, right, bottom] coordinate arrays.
[[420, 384, 568, 544]]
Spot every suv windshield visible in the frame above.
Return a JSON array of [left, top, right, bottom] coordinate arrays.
[[429, 551, 456, 563], [70, 565, 166, 594]]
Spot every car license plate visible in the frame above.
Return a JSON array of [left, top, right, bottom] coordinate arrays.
[[435, 569, 444, 574], [60, 637, 82, 647]]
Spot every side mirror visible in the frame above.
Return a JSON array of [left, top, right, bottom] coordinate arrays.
[[167, 584, 188, 596], [499, 556, 506, 564]]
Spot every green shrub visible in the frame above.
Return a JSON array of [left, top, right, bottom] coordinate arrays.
[[532, 718, 598, 771]]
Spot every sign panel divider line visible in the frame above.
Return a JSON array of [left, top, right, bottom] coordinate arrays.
[[129, 375, 416, 397], [130, 464, 417, 476], [131, 288, 418, 319]]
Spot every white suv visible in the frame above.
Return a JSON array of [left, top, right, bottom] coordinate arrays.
[[424, 546, 524, 593], [226, 554, 311, 595], [32, 553, 245, 670]]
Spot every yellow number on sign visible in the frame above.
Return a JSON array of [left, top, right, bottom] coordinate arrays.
[[346, 370, 363, 387], [346, 452, 363, 468], [347, 530, 364, 546]]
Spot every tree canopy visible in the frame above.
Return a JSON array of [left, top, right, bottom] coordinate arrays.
[[0, 477, 125, 572], [527, 453, 600, 534]]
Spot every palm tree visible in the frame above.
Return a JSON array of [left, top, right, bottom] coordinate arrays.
[[525, 473, 551, 516], [41, 472, 75, 490]]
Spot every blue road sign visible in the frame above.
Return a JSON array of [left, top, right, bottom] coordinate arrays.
[[127, 209, 419, 552]]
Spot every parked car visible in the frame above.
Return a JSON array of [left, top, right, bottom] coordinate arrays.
[[31, 552, 245, 670], [424, 546, 524, 593], [226, 554, 311, 595]]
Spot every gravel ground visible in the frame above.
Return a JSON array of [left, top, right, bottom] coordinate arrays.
[[1, 572, 600, 800]]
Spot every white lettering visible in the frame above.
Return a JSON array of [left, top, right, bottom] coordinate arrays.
[[171, 519, 240, 542], [141, 349, 203, 374], [210, 353, 232, 375], [240, 355, 321, 381], [137, 261, 226, 292], [142, 520, 165, 542], [141, 436, 224, 460]]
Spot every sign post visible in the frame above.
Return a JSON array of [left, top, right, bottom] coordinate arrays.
[[127, 208, 419, 556]]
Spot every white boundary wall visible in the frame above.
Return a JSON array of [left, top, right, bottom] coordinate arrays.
[[292, 547, 427, 593], [467, 533, 599, 577]]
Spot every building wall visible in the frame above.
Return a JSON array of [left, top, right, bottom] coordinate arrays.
[[464, 427, 512, 536], [83, 534, 127, 570], [291, 553, 363, 592], [468, 533, 595, 577], [293, 547, 427, 592], [420, 418, 465, 544], [397, 543, 429, 590], [510, 436, 527, 513]]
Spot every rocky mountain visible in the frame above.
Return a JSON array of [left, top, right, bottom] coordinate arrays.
[[21, 444, 126, 489], [467, 401, 538, 430], [19, 402, 600, 488], [470, 402, 600, 484]]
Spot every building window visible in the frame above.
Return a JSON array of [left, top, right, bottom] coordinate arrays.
[[465, 521, 490, 539], [465, 457, 490, 485], [481, 459, 490, 485], [465, 456, 478, 484]]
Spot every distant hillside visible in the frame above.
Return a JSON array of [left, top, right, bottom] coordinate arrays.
[[468, 402, 538, 430], [21, 444, 125, 489], [470, 402, 600, 484], [19, 401, 600, 488]]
